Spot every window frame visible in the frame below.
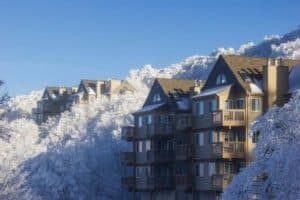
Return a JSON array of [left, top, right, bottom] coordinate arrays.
[[196, 132, 205, 146], [251, 98, 261, 112]]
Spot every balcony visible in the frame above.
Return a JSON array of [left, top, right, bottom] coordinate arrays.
[[175, 114, 192, 132], [194, 174, 233, 191], [134, 176, 174, 190], [212, 142, 245, 159], [121, 126, 135, 141], [213, 109, 246, 127], [175, 176, 192, 190], [135, 150, 174, 164], [122, 177, 135, 190], [135, 124, 174, 139], [212, 174, 233, 191], [121, 152, 135, 165], [175, 145, 191, 160]]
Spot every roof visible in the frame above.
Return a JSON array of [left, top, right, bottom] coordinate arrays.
[[156, 78, 195, 96], [192, 84, 232, 99], [220, 55, 300, 93], [134, 103, 166, 114]]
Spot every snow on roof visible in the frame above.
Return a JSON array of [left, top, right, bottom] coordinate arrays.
[[88, 87, 96, 95], [249, 79, 264, 94], [289, 65, 300, 93], [134, 103, 165, 114], [192, 84, 232, 98], [51, 94, 57, 100], [176, 98, 190, 110]]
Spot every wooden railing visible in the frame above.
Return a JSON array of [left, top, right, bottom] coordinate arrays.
[[134, 176, 174, 190], [212, 174, 234, 191], [213, 109, 245, 126], [121, 126, 135, 140], [136, 124, 174, 138], [212, 142, 245, 159], [121, 152, 135, 165], [174, 114, 192, 131], [122, 177, 135, 189], [175, 145, 191, 160]]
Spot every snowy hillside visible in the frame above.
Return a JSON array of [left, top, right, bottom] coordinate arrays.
[[0, 27, 300, 200]]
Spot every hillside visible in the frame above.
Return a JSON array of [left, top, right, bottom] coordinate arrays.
[[0, 28, 300, 200]]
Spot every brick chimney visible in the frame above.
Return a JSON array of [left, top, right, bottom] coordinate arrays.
[[263, 58, 289, 110]]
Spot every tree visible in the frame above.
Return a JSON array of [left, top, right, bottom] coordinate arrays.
[[0, 80, 9, 105]]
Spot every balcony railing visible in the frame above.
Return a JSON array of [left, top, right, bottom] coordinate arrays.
[[134, 176, 174, 190], [121, 152, 135, 165], [135, 123, 174, 139], [122, 177, 135, 190], [175, 114, 192, 131], [213, 109, 246, 126], [212, 142, 245, 159], [212, 174, 233, 191], [121, 126, 135, 141], [175, 175, 192, 189], [175, 145, 191, 160], [135, 150, 174, 164]]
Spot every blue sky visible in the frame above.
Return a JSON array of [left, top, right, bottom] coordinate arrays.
[[0, 0, 299, 96]]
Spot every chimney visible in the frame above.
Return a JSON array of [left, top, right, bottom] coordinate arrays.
[[190, 80, 205, 95], [263, 58, 289, 110]]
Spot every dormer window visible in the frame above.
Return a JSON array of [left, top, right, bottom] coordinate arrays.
[[153, 93, 161, 103], [216, 74, 227, 85]]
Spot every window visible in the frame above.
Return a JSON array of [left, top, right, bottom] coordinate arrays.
[[137, 141, 143, 152], [138, 116, 143, 127], [195, 163, 204, 177], [236, 98, 245, 109], [136, 167, 143, 177], [153, 93, 161, 103], [216, 74, 227, 85], [176, 166, 187, 176], [225, 99, 234, 109], [251, 98, 261, 112], [224, 162, 233, 174], [208, 162, 216, 176], [196, 132, 204, 146], [196, 101, 204, 116], [252, 131, 260, 143], [224, 131, 235, 142], [147, 115, 152, 124], [145, 140, 151, 151], [209, 131, 218, 143], [209, 99, 217, 112]]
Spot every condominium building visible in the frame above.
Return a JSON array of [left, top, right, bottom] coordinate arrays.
[[33, 86, 78, 124], [121, 55, 300, 200], [33, 79, 135, 124]]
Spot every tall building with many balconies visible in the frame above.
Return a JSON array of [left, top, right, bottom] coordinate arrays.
[[121, 55, 300, 200]]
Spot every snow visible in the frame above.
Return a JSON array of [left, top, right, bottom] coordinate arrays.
[[0, 27, 300, 200], [249, 82, 263, 94], [134, 103, 165, 114], [289, 65, 300, 93], [88, 87, 96, 95], [192, 84, 232, 98]]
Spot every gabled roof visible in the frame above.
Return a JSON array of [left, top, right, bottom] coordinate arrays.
[[156, 78, 195, 96], [79, 80, 103, 93], [220, 55, 300, 93]]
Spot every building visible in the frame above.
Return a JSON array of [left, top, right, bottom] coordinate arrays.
[[74, 79, 136, 104], [33, 79, 135, 124], [121, 55, 300, 200], [33, 86, 78, 124]]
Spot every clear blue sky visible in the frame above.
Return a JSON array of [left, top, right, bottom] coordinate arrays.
[[1, 0, 299, 96]]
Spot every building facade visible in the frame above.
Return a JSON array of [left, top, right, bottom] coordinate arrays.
[[121, 55, 300, 200], [33, 79, 135, 124]]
